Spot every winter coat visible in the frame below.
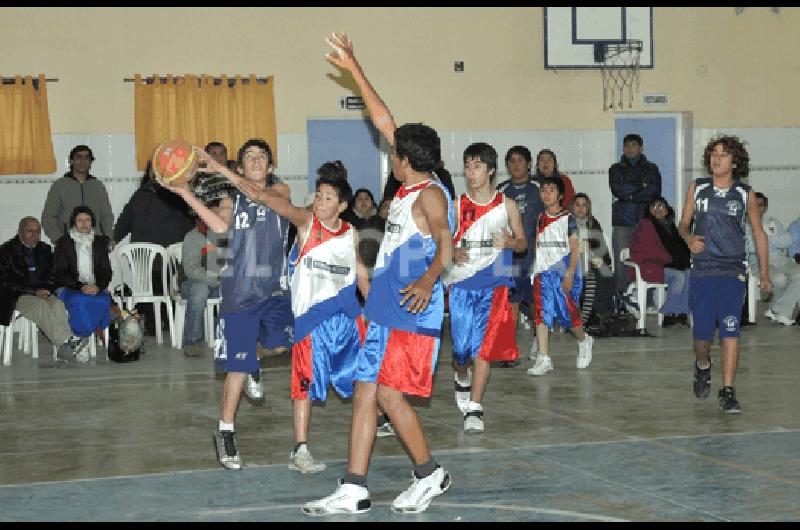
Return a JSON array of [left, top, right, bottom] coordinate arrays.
[[609, 155, 662, 227], [627, 218, 672, 284], [113, 178, 193, 247], [53, 234, 113, 292], [0, 236, 56, 326]]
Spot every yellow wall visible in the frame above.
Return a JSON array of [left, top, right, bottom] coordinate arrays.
[[2, 7, 798, 134]]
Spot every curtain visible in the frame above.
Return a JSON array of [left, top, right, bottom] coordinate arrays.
[[134, 74, 277, 171], [0, 74, 57, 175]]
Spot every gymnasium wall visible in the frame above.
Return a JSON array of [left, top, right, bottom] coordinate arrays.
[[1, 7, 799, 243]]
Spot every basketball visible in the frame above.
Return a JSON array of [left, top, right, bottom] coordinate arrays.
[[151, 139, 198, 185]]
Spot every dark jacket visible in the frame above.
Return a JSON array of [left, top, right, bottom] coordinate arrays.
[[0, 236, 56, 326], [53, 234, 113, 292], [609, 155, 662, 227], [113, 178, 193, 247]]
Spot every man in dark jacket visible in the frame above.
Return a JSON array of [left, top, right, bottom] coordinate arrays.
[[608, 133, 662, 291], [0, 217, 88, 362], [41, 145, 115, 244]]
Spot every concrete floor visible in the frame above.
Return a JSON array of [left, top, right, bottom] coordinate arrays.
[[1, 308, 799, 521]]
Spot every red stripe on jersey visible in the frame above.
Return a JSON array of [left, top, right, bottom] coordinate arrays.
[[536, 209, 569, 236], [394, 179, 433, 199], [477, 285, 519, 362], [295, 214, 351, 264], [454, 192, 504, 245]]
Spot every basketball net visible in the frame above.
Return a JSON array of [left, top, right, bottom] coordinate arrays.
[[600, 40, 642, 111]]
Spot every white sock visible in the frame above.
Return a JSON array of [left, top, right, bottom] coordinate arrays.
[[219, 421, 234, 432], [466, 400, 482, 412], [455, 368, 471, 385]]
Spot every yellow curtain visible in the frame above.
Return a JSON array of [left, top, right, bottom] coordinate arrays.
[[134, 74, 277, 170], [0, 74, 56, 175]]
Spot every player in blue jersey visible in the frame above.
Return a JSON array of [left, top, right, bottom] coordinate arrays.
[[678, 136, 772, 413], [445, 142, 527, 433], [303, 32, 454, 517], [496, 146, 545, 364], [169, 139, 293, 470], [527, 176, 594, 376]]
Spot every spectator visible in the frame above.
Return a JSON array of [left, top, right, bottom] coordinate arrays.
[[626, 196, 691, 326], [0, 217, 89, 363], [41, 145, 114, 244], [609, 133, 662, 292], [570, 193, 614, 330], [53, 206, 113, 362], [349, 187, 378, 229], [532, 149, 576, 210], [113, 160, 193, 335], [745, 192, 799, 325]]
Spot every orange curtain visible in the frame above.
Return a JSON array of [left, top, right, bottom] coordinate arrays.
[[0, 74, 56, 175], [134, 74, 277, 170]]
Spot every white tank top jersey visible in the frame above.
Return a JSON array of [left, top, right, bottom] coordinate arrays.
[[531, 209, 578, 277], [443, 192, 510, 287]]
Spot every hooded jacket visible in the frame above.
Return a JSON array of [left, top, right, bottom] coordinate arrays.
[[41, 172, 115, 244]]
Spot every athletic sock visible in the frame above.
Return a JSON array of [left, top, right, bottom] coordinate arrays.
[[413, 459, 437, 479], [219, 421, 234, 432], [343, 472, 367, 487]]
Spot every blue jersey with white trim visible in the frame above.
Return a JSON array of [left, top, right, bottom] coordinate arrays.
[[220, 190, 289, 314], [691, 177, 749, 277]]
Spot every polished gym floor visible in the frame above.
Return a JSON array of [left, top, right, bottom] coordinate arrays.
[[1, 309, 799, 521]]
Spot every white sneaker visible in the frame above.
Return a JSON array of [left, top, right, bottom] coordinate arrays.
[[244, 369, 265, 400], [391, 466, 451, 513], [527, 354, 553, 376], [376, 421, 396, 438], [454, 368, 471, 414], [212, 430, 242, 470], [302, 481, 371, 516], [577, 335, 594, 369], [765, 308, 795, 326], [289, 444, 326, 474], [528, 336, 539, 361], [463, 403, 484, 434]]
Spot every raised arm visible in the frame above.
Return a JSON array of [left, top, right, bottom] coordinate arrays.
[[325, 32, 397, 146]]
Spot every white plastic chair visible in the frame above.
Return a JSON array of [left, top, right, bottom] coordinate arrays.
[[2, 311, 57, 366], [620, 248, 667, 330], [169, 242, 221, 349], [205, 298, 221, 348], [115, 243, 175, 346]]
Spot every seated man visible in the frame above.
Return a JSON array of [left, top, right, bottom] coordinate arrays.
[[0, 217, 89, 363], [746, 192, 800, 325]]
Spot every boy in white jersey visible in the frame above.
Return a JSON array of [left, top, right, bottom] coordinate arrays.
[[303, 32, 455, 517], [232, 161, 371, 471], [528, 176, 594, 376], [445, 142, 527, 433]]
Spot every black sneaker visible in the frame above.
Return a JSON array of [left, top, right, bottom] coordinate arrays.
[[718, 386, 741, 414], [693, 361, 711, 399], [213, 430, 242, 470]]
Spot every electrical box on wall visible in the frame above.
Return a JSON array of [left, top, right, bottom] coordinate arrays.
[[339, 96, 366, 111]]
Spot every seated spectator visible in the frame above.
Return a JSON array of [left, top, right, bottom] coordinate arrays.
[[533, 149, 576, 209], [745, 192, 799, 325], [0, 217, 89, 364], [570, 193, 614, 329], [627, 196, 691, 326], [54, 206, 113, 362], [349, 187, 378, 229]]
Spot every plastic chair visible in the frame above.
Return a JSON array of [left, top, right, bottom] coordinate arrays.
[[747, 269, 760, 324], [169, 242, 221, 349], [2, 311, 57, 366], [620, 248, 667, 331], [115, 243, 175, 346], [205, 298, 221, 348]]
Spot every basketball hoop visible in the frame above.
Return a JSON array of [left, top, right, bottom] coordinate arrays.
[[597, 40, 643, 111]]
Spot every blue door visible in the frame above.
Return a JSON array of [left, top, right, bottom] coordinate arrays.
[[307, 119, 382, 202]]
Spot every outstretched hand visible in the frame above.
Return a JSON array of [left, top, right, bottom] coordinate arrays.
[[325, 32, 357, 71]]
